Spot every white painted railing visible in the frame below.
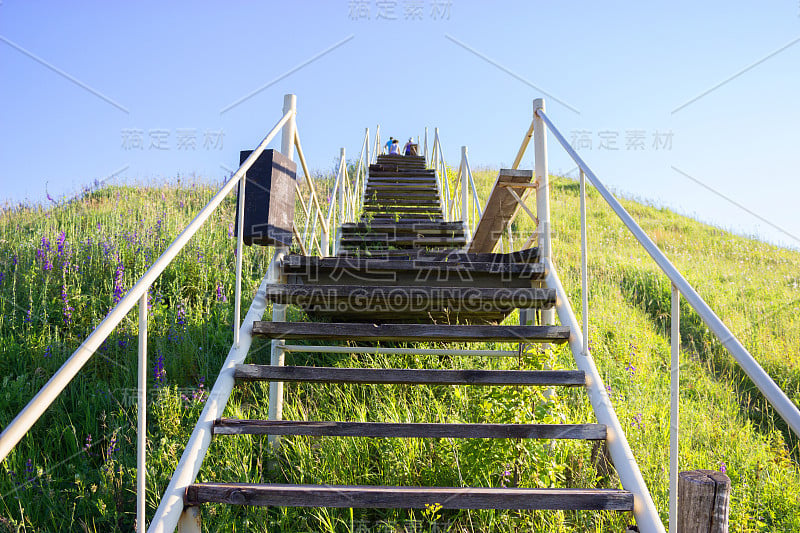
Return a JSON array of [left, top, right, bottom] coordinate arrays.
[[429, 131, 482, 237], [496, 97, 800, 532], [0, 93, 347, 533]]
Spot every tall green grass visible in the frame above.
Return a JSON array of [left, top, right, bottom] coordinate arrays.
[[1, 173, 799, 531]]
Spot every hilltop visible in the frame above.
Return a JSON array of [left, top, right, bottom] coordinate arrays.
[[1, 175, 799, 531]]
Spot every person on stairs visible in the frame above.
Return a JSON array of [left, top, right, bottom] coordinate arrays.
[[403, 137, 417, 156], [384, 136, 394, 155], [389, 138, 400, 155]]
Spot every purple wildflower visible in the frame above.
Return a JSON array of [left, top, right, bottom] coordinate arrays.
[[47, 192, 56, 204], [0, 272, 4, 286], [625, 364, 637, 377], [84, 434, 93, 455], [44, 345, 52, 358], [227, 222, 234, 238], [61, 284, 74, 325], [631, 412, 643, 429], [56, 231, 67, 256], [11, 254, 17, 266], [176, 304, 186, 330], [112, 259, 125, 305], [719, 462, 727, 474], [605, 385, 613, 397], [153, 351, 166, 388], [216, 281, 227, 302]]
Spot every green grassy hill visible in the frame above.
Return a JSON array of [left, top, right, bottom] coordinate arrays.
[[1, 174, 798, 531]]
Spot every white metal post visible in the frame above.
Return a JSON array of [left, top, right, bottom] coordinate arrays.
[[461, 146, 468, 225], [266, 94, 296, 444], [339, 147, 346, 229], [533, 98, 553, 326], [233, 175, 245, 346], [424, 127, 428, 163], [267, 249, 288, 447], [281, 94, 297, 158], [137, 292, 148, 533], [670, 283, 680, 533], [375, 124, 381, 160], [580, 169, 589, 355]]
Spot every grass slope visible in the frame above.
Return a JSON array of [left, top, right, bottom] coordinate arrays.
[[0, 174, 798, 531]]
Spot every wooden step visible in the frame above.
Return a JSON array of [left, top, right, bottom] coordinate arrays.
[[235, 365, 585, 386], [321, 247, 540, 263], [281, 253, 545, 287], [340, 222, 465, 231], [251, 322, 569, 343], [263, 285, 555, 309], [185, 483, 634, 511], [338, 236, 464, 247], [213, 419, 606, 439]]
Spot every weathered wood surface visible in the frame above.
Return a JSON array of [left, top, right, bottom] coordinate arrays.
[[338, 236, 464, 247], [185, 483, 634, 510], [251, 322, 568, 343], [469, 169, 535, 253], [213, 419, 607, 439], [282, 255, 543, 276], [235, 364, 585, 386], [678, 469, 730, 533], [263, 285, 555, 309]]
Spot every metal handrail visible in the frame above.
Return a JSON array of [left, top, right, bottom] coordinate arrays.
[[537, 108, 800, 438], [0, 107, 294, 464]]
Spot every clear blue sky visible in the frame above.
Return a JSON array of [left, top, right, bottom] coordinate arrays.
[[2, 1, 799, 248]]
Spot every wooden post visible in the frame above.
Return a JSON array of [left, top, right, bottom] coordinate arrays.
[[678, 469, 730, 532]]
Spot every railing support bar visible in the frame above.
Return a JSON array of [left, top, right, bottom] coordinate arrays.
[[533, 98, 553, 326], [580, 169, 589, 355], [137, 292, 148, 533], [233, 175, 245, 347], [670, 283, 680, 533], [0, 106, 293, 463], [537, 106, 800, 438]]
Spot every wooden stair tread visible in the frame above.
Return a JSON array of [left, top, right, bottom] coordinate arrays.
[[251, 322, 568, 343], [263, 285, 555, 308], [213, 419, 607, 439], [185, 483, 634, 510], [282, 256, 545, 277], [327, 247, 540, 262], [338, 236, 465, 246], [235, 365, 585, 385]]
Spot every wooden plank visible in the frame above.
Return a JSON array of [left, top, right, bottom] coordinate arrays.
[[282, 255, 543, 276], [329, 247, 540, 262], [469, 169, 535, 253], [251, 322, 569, 343], [341, 222, 465, 231], [185, 483, 634, 511], [338, 237, 465, 246], [235, 365, 585, 386], [213, 419, 606, 440], [263, 285, 556, 309]]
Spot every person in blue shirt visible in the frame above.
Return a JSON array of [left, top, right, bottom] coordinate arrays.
[[384, 136, 394, 155]]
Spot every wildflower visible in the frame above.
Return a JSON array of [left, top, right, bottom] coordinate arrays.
[[47, 192, 56, 204], [631, 412, 643, 429], [216, 281, 227, 302], [0, 271, 4, 286], [605, 384, 613, 397], [625, 363, 637, 377], [176, 304, 186, 330], [11, 254, 17, 266], [56, 231, 67, 256], [227, 222, 234, 238], [61, 284, 74, 325], [44, 345, 52, 358], [153, 352, 166, 388], [84, 434, 93, 455], [112, 260, 125, 305], [719, 462, 727, 474]]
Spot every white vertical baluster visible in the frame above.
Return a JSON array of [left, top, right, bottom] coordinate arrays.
[[670, 283, 680, 533], [137, 292, 147, 533]]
